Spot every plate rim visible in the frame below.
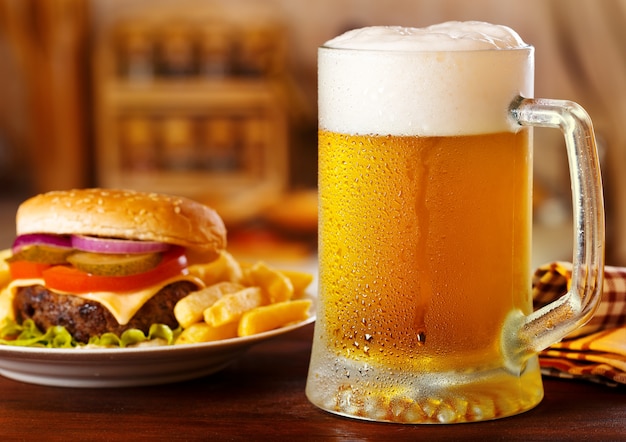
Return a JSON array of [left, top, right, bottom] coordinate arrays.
[[0, 313, 315, 359]]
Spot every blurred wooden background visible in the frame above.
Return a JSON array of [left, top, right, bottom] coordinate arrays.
[[0, 0, 90, 192]]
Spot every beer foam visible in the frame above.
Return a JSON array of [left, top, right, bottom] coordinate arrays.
[[324, 22, 527, 51], [319, 22, 534, 136]]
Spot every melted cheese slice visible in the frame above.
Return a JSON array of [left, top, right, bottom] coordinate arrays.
[[7, 275, 205, 325]]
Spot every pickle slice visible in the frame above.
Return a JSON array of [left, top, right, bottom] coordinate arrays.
[[67, 252, 162, 276], [7, 245, 74, 265]]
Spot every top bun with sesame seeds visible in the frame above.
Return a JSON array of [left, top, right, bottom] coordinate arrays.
[[15, 188, 227, 263]]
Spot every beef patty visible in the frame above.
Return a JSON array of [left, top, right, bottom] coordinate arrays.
[[13, 281, 198, 343]]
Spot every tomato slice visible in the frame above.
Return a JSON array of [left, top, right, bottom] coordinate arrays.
[[41, 247, 188, 293], [8, 261, 51, 280]]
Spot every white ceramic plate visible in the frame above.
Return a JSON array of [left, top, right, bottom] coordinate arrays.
[[0, 295, 315, 388]]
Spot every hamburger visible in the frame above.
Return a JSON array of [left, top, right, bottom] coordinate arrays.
[[0, 188, 226, 345]]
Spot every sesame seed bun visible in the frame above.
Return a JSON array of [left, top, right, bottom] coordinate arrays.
[[16, 188, 227, 263]]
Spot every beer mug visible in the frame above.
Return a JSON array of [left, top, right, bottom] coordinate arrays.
[[306, 22, 604, 424]]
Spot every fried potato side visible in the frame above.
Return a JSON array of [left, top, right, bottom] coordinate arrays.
[[188, 251, 243, 286], [204, 287, 264, 327], [174, 282, 244, 328], [0, 286, 12, 322], [177, 254, 314, 342], [278, 269, 314, 295], [175, 321, 238, 344], [0, 248, 12, 289], [245, 261, 294, 304], [238, 299, 312, 337]]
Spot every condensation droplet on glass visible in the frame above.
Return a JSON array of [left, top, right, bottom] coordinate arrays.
[[417, 330, 426, 345]]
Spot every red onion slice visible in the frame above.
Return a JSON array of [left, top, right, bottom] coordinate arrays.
[[12, 233, 73, 254], [71, 235, 171, 254]]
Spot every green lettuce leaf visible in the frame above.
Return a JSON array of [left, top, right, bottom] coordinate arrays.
[[0, 318, 179, 348]]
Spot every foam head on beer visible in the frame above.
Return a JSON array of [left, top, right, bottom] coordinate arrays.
[[318, 21, 533, 137]]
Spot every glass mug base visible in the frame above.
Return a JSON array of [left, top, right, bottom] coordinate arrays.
[[306, 352, 544, 424]]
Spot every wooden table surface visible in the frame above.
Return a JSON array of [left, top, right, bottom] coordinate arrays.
[[1, 322, 624, 441]]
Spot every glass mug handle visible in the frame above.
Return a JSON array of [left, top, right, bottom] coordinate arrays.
[[505, 97, 605, 369]]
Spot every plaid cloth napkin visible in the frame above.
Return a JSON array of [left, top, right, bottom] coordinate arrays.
[[533, 262, 626, 387]]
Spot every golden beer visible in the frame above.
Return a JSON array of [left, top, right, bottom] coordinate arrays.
[[318, 130, 532, 370]]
